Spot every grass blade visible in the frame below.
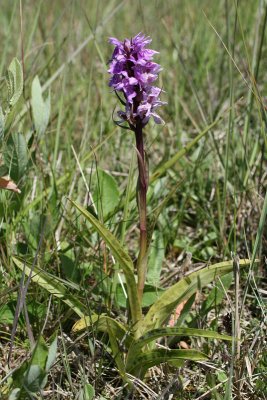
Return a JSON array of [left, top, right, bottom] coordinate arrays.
[[150, 116, 223, 183]]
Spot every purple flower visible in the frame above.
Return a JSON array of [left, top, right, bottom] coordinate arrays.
[[108, 33, 166, 127]]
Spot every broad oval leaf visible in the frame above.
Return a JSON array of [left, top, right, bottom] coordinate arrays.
[[31, 336, 48, 370], [7, 58, 23, 107], [46, 336, 57, 372], [78, 383, 95, 400], [3, 132, 28, 181], [23, 365, 46, 393], [8, 388, 21, 400], [31, 75, 51, 138]]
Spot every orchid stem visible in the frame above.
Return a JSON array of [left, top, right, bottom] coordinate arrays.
[[135, 121, 148, 304]]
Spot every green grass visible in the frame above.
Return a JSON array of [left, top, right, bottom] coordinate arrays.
[[0, 0, 266, 399]]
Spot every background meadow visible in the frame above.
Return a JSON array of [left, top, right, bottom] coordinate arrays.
[[0, 0, 266, 399]]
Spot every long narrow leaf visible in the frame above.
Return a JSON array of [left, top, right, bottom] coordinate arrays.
[[107, 324, 126, 375], [69, 200, 142, 325], [140, 259, 256, 334], [72, 314, 134, 348], [128, 348, 208, 377], [127, 327, 231, 369], [133, 327, 231, 349], [12, 257, 85, 317]]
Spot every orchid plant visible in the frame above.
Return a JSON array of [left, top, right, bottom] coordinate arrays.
[[108, 33, 166, 302], [70, 33, 254, 381]]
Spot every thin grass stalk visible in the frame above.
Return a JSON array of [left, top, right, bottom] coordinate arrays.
[[0, 1, 17, 76], [223, 1, 237, 396], [222, 0, 237, 240], [53, 72, 66, 170], [243, 1, 267, 156]]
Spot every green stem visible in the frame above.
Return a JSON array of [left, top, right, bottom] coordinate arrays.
[[135, 121, 148, 303]]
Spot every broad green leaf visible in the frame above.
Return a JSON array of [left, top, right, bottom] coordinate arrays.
[[31, 337, 48, 370], [7, 58, 23, 107], [127, 327, 231, 369], [78, 383, 95, 400], [12, 257, 85, 317], [140, 259, 256, 334], [147, 230, 165, 287], [60, 254, 81, 283], [8, 388, 21, 400], [72, 314, 134, 348], [217, 371, 228, 383], [3, 132, 28, 181], [31, 75, 50, 137], [93, 168, 120, 218], [128, 348, 208, 377], [46, 336, 57, 371], [200, 272, 233, 317], [23, 365, 46, 393], [116, 283, 164, 308], [0, 304, 14, 324], [69, 200, 141, 325], [167, 359, 185, 368]]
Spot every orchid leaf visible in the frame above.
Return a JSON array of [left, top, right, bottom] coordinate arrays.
[[12, 257, 85, 317], [72, 314, 134, 348], [126, 327, 231, 369], [128, 349, 208, 377], [69, 199, 142, 325], [140, 259, 257, 335]]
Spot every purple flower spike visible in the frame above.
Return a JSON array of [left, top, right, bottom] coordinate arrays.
[[108, 33, 166, 128]]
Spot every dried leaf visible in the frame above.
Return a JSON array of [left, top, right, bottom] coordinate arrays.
[[169, 299, 187, 327], [0, 176, 21, 193], [179, 341, 190, 349]]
